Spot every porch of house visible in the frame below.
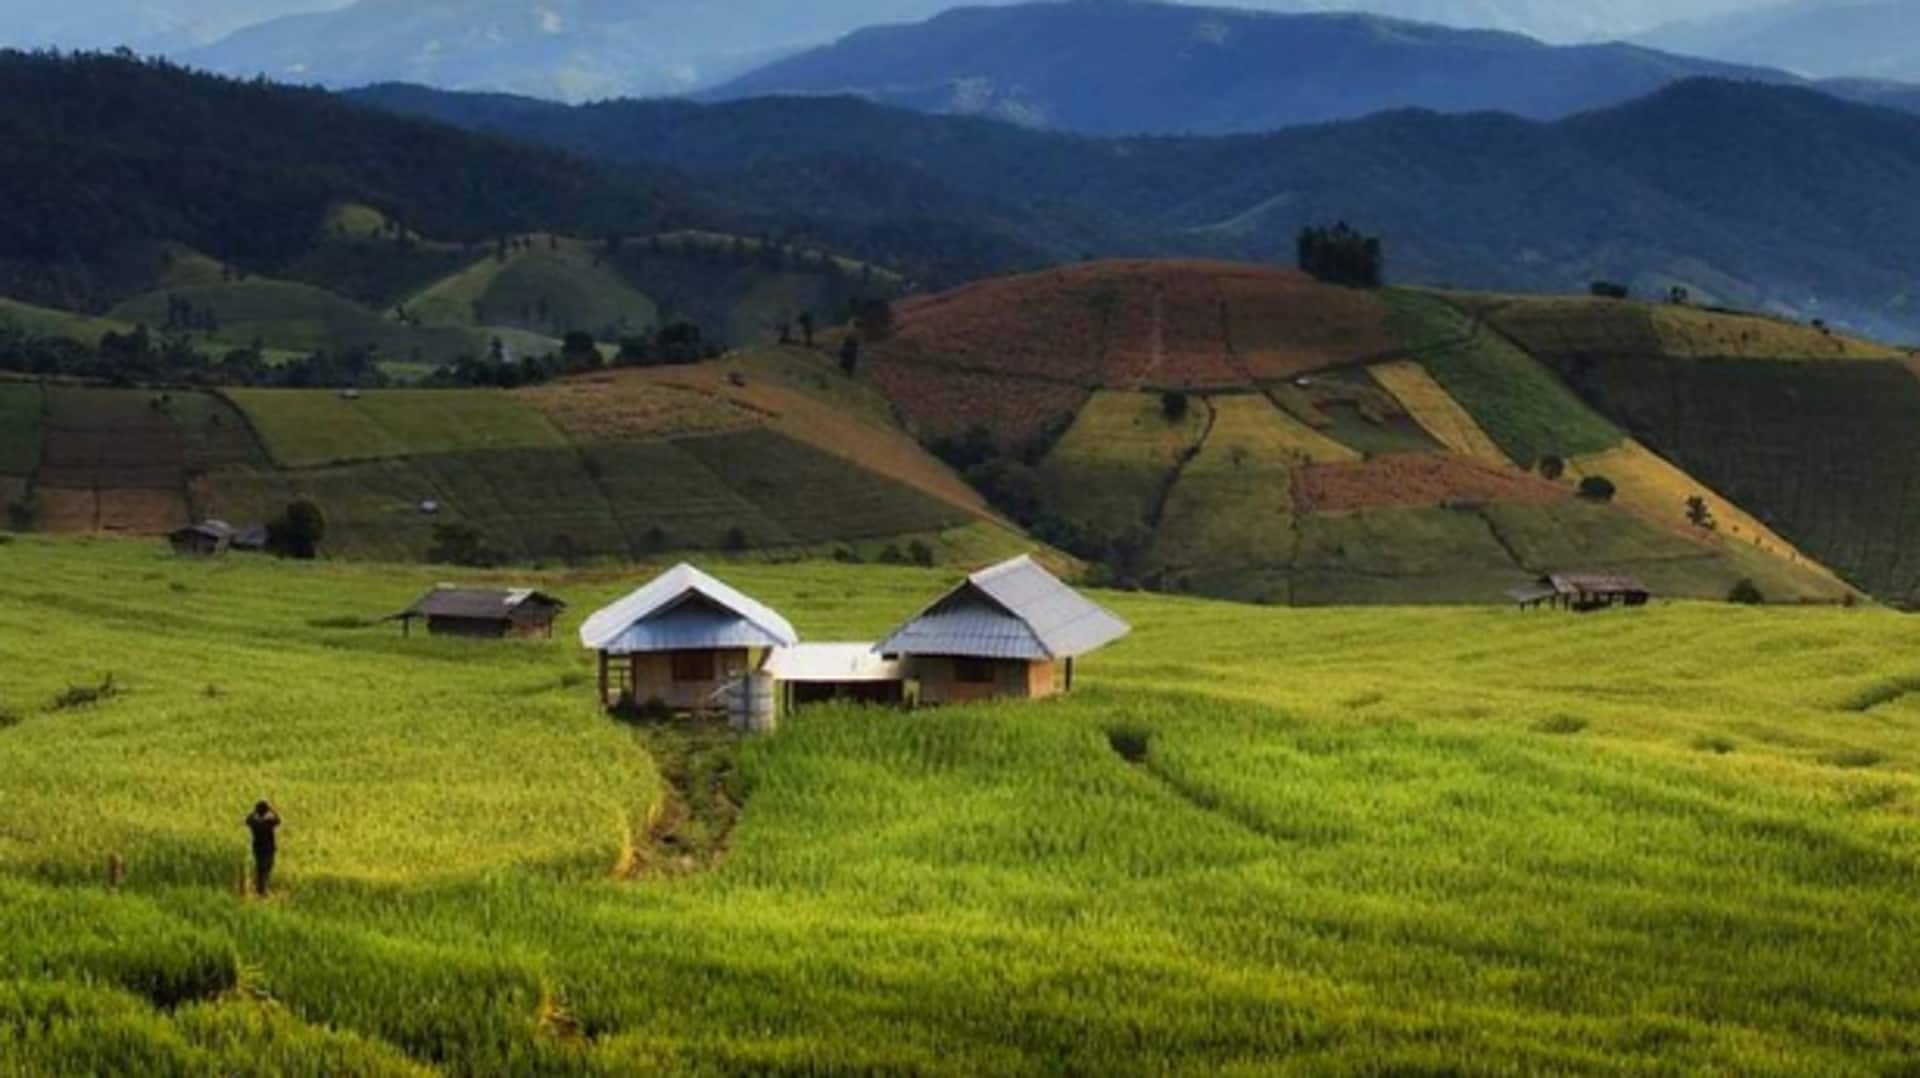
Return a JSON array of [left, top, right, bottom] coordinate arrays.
[[597, 647, 759, 714]]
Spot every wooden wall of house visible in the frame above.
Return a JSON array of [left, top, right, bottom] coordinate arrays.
[[621, 647, 757, 712], [427, 615, 510, 639], [913, 657, 1061, 706]]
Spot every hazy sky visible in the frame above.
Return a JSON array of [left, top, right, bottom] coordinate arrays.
[[0, 0, 1806, 52]]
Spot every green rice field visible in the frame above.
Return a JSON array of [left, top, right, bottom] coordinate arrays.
[[0, 536, 1916, 1073]]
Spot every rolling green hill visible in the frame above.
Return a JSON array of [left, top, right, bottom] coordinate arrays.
[[1487, 294, 1920, 605], [11, 255, 1915, 609], [862, 261, 1856, 606], [0, 349, 1019, 569], [3, 538, 1918, 1071]]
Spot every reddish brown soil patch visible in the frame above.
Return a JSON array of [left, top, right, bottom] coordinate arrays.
[[864, 358, 1090, 447], [872, 261, 1398, 440], [1296, 454, 1567, 513]]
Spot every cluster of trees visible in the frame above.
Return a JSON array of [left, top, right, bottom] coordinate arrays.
[[1296, 222, 1384, 288], [0, 313, 722, 389], [0, 322, 398, 388]]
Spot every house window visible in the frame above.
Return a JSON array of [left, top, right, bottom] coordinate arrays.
[[954, 658, 996, 685], [670, 651, 717, 683]]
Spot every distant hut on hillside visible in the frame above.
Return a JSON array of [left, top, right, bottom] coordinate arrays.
[[169, 520, 235, 558], [877, 555, 1130, 705], [580, 564, 798, 714], [230, 525, 271, 553], [1508, 572, 1651, 612], [391, 586, 567, 639]]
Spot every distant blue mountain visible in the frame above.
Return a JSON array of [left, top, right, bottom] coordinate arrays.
[[710, 2, 1800, 135], [1640, 0, 1920, 82]]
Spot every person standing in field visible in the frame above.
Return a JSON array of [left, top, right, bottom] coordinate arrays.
[[245, 801, 281, 897]]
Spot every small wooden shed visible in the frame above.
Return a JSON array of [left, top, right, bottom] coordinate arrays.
[[579, 564, 798, 714], [1509, 572, 1651, 612], [391, 586, 567, 638], [169, 520, 235, 558], [877, 555, 1130, 705]]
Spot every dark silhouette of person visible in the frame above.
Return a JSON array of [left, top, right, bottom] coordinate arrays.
[[245, 801, 281, 896]]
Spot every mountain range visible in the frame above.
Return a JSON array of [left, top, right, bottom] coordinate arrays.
[[356, 76, 1920, 340], [158, 0, 1800, 101], [711, 3, 1798, 133], [0, 0, 339, 50], [1640, 0, 1920, 81]]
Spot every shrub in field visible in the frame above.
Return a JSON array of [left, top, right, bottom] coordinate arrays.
[[1577, 476, 1617, 502], [1694, 735, 1738, 755], [1687, 495, 1718, 530], [1728, 579, 1765, 605], [1536, 455, 1565, 480], [0, 707, 19, 729], [1160, 391, 1190, 423], [907, 539, 936, 567], [51, 675, 118, 712], [723, 526, 751, 552], [1824, 747, 1888, 769], [268, 499, 326, 559], [1534, 714, 1589, 735]]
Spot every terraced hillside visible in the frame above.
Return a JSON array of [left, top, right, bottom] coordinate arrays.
[[0, 350, 1021, 568], [1457, 295, 1920, 605], [864, 261, 1855, 606]]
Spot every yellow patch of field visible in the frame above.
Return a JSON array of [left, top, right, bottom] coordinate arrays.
[[522, 349, 997, 525], [1567, 440, 1852, 592], [518, 376, 765, 442], [1151, 396, 1302, 582], [1040, 390, 1210, 534], [1650, 306, 1902, 360], [1367, 361, 1510, 467], [1248, 392, 1363, 463]]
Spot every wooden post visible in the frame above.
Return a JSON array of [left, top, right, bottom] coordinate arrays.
[[597, 651, 609, 708], [1065, 657, 1076, 693]]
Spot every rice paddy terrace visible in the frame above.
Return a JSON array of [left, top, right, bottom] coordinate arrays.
[[863, 261, 1880, 605], [11, 255, 1920, 607], [0, 536, 1917, 1072], [0, 348, 1019, 566]]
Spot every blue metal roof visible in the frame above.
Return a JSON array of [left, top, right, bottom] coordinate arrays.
[[581, 564, 798, 654], [876, 556, 1130, 661]]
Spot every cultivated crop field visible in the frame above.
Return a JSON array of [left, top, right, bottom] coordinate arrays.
[[2, 537, 1917, 1073]]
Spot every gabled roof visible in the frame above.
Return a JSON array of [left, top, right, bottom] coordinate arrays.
[[1547, 572, 1649, 595], [876, 555, 1130, 661], [173, 519, 235, 541], [397, 586, 566, 622], [1507, 584, 1559, 605], [579, 564, 798, 654]]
